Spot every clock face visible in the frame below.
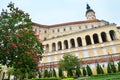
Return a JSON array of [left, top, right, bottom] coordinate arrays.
[[87, 12, 96, 20]]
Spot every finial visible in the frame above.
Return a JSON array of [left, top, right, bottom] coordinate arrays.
[[87, 4, 90, 10]]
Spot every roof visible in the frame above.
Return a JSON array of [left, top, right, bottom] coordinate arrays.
[[33, 19, 100, 28]]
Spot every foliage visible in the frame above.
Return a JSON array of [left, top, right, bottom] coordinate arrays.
[[58, 67, 63, 77], [27, 78, 61, 80], [111, 63, 116, 73], [118, 61, 120, 72], [0, 2, 43, 79], [96, 64, 104, 74], [67, 69, 73, 77], [82, 67, 87, 76], [75, 66, 81, 77], [53, 68, 57, 77], [44, 69, 49, 78], [86, 65, 92, 76], [107, 63, 112, 73], [59, 54, 80, 77], [61, 78, 74, 80]]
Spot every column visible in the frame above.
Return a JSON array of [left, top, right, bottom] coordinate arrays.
[[56, 42, 58, 51], [106, 32, 111, 41], [98, 34, 102, 43], [49, 43, 52, 52], [82, 37, 86, 46], [74, 38, 78, 47], [68, 40, 71, 49], [61, 41, 64, 50], [90, 35, 94, 44]]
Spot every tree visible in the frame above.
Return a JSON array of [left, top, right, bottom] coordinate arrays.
[[82, 67, 87, 76], [118, 61, 120, 72], [96, 63, 104, 74], [0, 2, 43, 79], [53, 68, 57, 77], [44, 69, 49, 77], [58, 67, 63, 77], [86, 65, 92, 76], [75, 66, 81, 77], [59, 54, 80, 77], [107, 63, 112, 73], [111, 63, 116, 73]]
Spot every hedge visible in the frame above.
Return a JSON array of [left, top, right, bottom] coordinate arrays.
[[27, 78, 61, 80]]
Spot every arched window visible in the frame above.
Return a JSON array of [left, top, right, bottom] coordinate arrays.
[[77, 37, 82, 47], [109, 30, 117, 40], [46, 44, 49, 52], [101, 32, 108, 42], [93, 34, 99, 44], [52, 43, 56, 51], [58, 41, 62, 50], [64, 28, 66, 31], [70, 39, 75, 48], [64, 40, 68, 49], [85, 35, 92, 45]]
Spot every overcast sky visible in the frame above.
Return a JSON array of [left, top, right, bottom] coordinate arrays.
[[0, 0, 120, 25]]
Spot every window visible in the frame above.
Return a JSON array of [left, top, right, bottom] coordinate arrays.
[[58, 29, 60, 32], [44, 30, 47, 33], [70, 27, 72, 30], [53, 30, 54, 33], [79, 26, 81, 29], [64, 28, 66, 31], [85, 25, 87, 28]]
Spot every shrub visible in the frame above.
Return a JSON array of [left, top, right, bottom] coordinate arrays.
[[27, 78, 61, 80], [53, 68, 57, 77], [107, 63, 112, 73], [59, 67, 63, 77], [82, 67, 86, 76], [96, 63, 104, 74], [118, 61, 120, 72], [111, 63, 116, 73], [67, 69, 73, 77], [44, 69, 49, 77], [86, 65, 93, 76], [75, 66, 81, 77], [61, 78, 74, 80]]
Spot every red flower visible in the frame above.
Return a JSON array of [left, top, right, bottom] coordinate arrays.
[[6, 50, 10, 54], [26, 52, 30, 55], [18, 62, 23, 64], [33, 57, 37, 61], [15, 34, 19, 36], [12, 43, 17, 48]]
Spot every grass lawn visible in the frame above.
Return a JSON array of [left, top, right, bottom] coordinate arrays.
[[78, 73, 120, 80]]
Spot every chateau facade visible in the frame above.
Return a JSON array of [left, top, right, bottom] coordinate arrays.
[[33, 4, 120, 74]]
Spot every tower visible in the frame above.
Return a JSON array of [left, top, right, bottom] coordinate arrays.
[[86, 4, 96, 20]]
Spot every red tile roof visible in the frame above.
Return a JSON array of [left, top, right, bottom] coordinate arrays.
[[33, 19, 100, 28]]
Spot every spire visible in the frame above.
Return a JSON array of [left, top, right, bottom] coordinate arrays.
[[85, 4, 96, 20], [86, 4, 90, 10]]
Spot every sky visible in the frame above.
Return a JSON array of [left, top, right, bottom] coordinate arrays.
[[0, 0, 120, 26]]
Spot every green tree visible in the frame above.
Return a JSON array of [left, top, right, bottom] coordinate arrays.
[[59, 54, 80, 77], [0, 2, 43, 79], [111, 63, 116, 73], [44, 69, 49, 77], [75, 66, 81, 77], [53, 68, 57, 77], [86, 65, 92, 76], [96, 63, 104, 74], [118, 61, 120, 72], [107, 63, 112, 73], [58, 67, 63, 77], [82, 67, 87, 76]]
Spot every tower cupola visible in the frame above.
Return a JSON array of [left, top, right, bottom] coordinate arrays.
[[86, 4, 96, 20]]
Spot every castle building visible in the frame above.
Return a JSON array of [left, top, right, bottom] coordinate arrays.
[[33, 4, 120, 74]]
